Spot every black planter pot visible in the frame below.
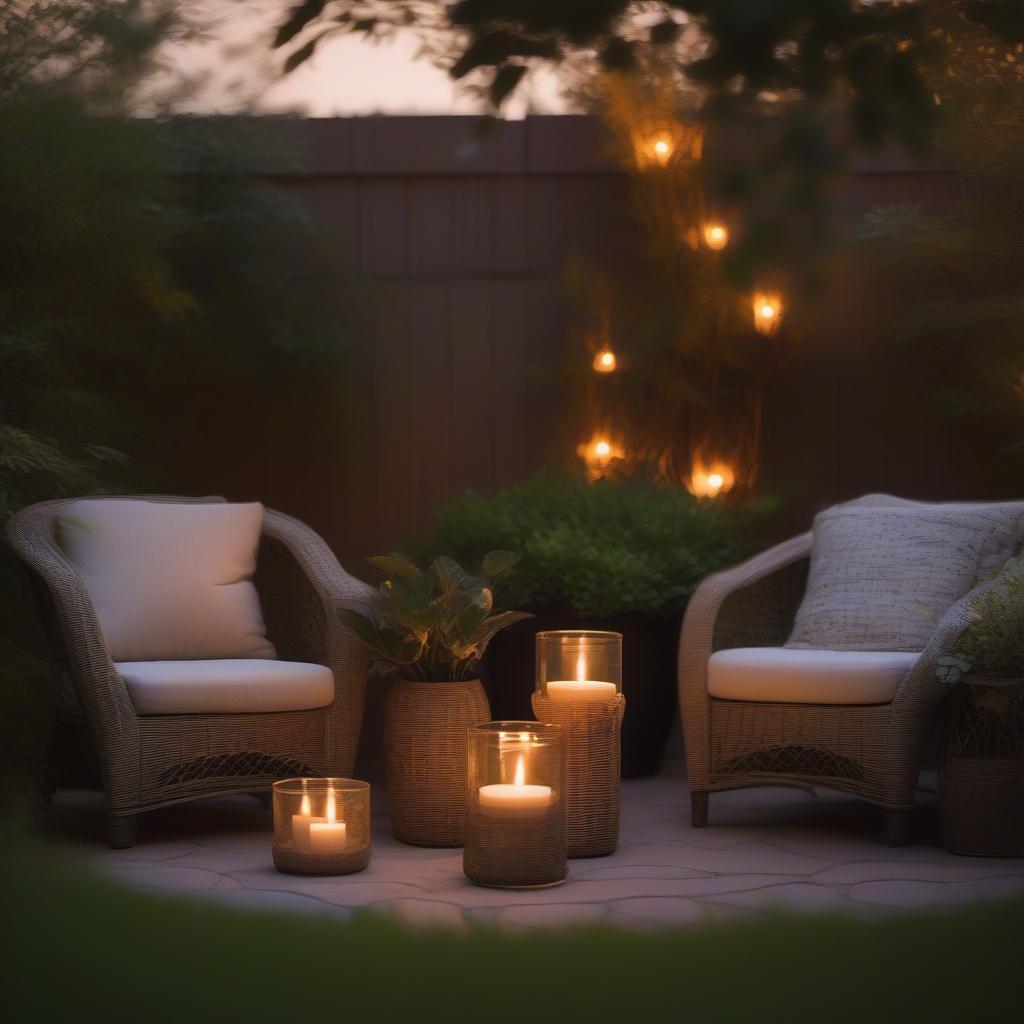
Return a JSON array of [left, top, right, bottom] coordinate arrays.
[[483, 603, 680, 778]]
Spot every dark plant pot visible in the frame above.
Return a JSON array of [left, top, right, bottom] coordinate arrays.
[[939, 753, 1024, 857], [483, 603, 679, 778]]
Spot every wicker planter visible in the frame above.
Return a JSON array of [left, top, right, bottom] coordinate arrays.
[[940, 753, 1024, 857], [384, 678, 490, 846]]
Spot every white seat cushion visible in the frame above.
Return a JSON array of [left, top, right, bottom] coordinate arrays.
[[116, 660, 334, 715], [708, 648, 920, 705], [57, 499, 274, 662]]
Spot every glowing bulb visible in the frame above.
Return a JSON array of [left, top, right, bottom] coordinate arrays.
[[703, 222, 729, 250], [513, 755, 525, 788], [576, 652, 587, 682], [707, 473, 724, 491], [594, 440, 611, 458], [752, 291, 783, 336], [593, 348, 617, 372], [654, 137, 670, 157]]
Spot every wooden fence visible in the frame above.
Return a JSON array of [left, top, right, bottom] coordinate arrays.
[[206, 115, 1005, 569]]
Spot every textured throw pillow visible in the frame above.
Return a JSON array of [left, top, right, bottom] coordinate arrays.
[[57, 499, 275, 662], [786, 504, 1024, 652]]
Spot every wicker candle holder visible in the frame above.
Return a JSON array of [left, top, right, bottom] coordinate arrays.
[[534, 630, 624, 857], [272, 778, 371, 875], [463, 721, 567, 888]]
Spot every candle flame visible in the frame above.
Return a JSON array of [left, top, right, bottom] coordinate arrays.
[[576, 651, 587, 682], [326, 787, 336, 824], [300, 793, 311, 816], [513, 755, 525, 788]]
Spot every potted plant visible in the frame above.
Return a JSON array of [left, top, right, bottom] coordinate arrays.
[[340, 551, 530, 847], [413, 473, 755, 776], [935, 557, 1024, 856]]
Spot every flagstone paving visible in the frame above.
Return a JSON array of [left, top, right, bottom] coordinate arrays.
[[51, 774, 1024, 929]]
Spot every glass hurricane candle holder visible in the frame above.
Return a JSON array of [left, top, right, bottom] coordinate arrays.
[[272, 778, 370, 875], [534, 630, 624, 857], [463, 722, 567, 888]]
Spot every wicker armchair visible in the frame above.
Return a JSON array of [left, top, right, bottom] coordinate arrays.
[[6, 496, 375, 848], [679, 502, 1000, 845]]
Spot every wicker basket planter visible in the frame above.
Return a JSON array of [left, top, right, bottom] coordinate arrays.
[[531, 693, 624, 857], [940, 754, 1024, 857], [384, 678, 490, 846]]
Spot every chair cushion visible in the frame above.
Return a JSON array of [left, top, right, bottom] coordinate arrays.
[[57, 499, 274, 662], [116, 659, 334, 715], [786, 503, 1024, 652], [708, 648, 920, 705]]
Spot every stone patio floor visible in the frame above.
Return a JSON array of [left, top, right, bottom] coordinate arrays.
[[53, 773, 1024, 930]]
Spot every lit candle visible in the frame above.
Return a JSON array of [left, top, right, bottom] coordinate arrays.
[[547, 651, 618, 702], [478, 755, 552, 818], [309, 786, 347, 855], [291, 787, 325, 851]]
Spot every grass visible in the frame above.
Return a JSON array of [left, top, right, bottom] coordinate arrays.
[[3, 838, 1023, 1023]]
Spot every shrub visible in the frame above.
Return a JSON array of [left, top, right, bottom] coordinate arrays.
[[413, 474, 754, 619]]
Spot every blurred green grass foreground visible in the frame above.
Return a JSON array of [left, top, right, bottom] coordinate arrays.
[[3, 840, 1023, 1024]]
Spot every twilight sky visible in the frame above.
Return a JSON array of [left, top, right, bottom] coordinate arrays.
[[156, 2, 568, 117]]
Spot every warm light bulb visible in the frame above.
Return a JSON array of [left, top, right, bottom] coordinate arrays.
[[593, 348, 617, 373], [760, 303, 775, 319], [707, 473, 724, 491], [703, 223, 729, 250], [594, 440, 611, 458], [752, 292, 783, 336], [654, 137, 670, 157], [513, 755, 525, 788], [576, 652, 587, 682]]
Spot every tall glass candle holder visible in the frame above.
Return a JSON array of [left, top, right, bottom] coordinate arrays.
[[272, 778, 371, 875], [463, 722, 567, 888], [533, 630, 624, 857]]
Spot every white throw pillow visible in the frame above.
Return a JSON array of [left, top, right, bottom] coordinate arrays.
[[786, 503, 1024, 652], [57, 499, 275, 662]]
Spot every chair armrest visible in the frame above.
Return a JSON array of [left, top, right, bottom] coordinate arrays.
[[678, 532, 812, 791], [4, 503, 136, 735]]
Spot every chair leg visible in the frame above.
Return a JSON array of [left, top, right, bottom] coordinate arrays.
[[883, 808, 911, 846], [107, 813, 138, 850], [690, 791, 709, 828]]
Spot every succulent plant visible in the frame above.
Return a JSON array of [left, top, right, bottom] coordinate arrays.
[[338, 551, 531, 682]]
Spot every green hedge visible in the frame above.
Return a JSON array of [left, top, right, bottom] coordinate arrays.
[[413, 474, 756, 618]]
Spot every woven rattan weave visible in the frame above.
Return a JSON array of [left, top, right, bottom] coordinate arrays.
[[384, 678, 490, 847], [6, 496, 374, 849], [679, 496, 1007, 845], [532, 693, 623, 857]]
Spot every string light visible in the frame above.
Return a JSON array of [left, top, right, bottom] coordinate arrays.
[[702, 222, 729, 251], [752, 291, 784, 336], [593, 348, 617, 373], [688, 460, 736, 499]]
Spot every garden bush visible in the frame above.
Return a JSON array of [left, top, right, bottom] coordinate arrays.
[[414, 474, 756, 618]]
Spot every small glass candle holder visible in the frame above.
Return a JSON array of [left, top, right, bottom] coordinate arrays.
[[272, 778, 370, 875], [535, 630, 622, 702], [463, 722, 567, 888], [534, 630, 624, 858]]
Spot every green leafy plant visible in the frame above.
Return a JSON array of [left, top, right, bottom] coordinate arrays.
[[339, 552, 531, 682], [412, 474, 755, 619], [935, 556, 1024, 758]]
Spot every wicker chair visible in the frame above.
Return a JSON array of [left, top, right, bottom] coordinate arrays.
[[6, 496, 374, 848], [678, 498, 1009, 845]]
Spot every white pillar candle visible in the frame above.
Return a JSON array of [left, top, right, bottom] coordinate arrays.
[[308, 787, 347, 855], [546, 651, 617, 702], [291, 792, 326, 851], [478, 755, 552, 818]]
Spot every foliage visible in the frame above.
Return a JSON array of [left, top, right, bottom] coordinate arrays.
[[855, 25, 1024, 460], [0, 1, 352, 802], [935, 556, 1024, 758], [339, 552, 531, 682], [271, 1, 1024, 274], [6, 841, 1024, 1023], [413, 474, 755, 619]]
